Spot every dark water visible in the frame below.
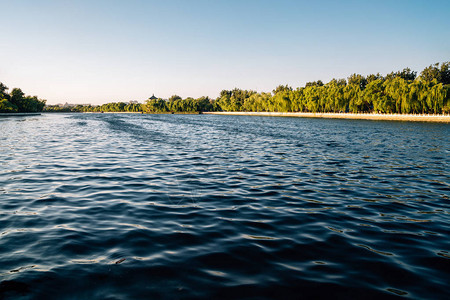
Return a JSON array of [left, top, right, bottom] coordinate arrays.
[[1, 113, 449, 299]]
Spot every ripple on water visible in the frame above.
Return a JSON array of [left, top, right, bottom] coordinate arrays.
[[0, 113, 449, 299]]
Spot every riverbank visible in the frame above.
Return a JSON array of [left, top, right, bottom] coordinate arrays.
[[0, 112, 41, 116], [83, 111, 201, 114], [83, 111, 142, 114], [204, 112, 450, 123]]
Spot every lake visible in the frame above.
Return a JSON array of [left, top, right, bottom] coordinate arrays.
[[1, 113, 449, 299]]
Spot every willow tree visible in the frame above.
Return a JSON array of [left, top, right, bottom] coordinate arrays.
[[361, 79, 390, 113], [272, 90, 292, 112], [304, 86, 323, 113], [384, 77, 409, 113], [289, 89, 304, 112], [325, 79, 346, 112], [426, 82, 446, 114], [407, 80, 424, 114], [343, 84, 361, 113], [243, 92, 271, 112], [144, 98, 168, 113], [420, 62, 450, 84]]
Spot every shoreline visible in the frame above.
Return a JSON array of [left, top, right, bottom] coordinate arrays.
[[204, 112, 450, 123], [82, 111, 201, 115], [83, 111, 143, 114], [0, 113, 41, 116]]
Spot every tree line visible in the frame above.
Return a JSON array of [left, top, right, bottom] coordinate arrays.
[[0, 83, 46, 113], [3, 62, 448, 114], [44, 102, 143, 113], [101, 62, 450, 114], [214, 62, 449, 114]]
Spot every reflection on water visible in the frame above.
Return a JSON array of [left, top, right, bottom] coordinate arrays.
[[0, 113, 449, 299]]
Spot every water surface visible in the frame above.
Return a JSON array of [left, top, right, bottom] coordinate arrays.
[[1, 113, 449, 299]]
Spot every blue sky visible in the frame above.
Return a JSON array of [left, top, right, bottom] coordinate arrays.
[[1, 0, 449, 104]]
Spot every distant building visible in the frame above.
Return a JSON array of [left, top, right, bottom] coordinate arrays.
[[149, 94, 157, 100]]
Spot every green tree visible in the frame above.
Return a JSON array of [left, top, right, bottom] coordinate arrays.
[[304, 86, 322, 112], [305, 80, 324, 87], [420, 62, 450, 84], [0, 99, 18, 112], [426, 82, 446, 114], [272, 84, 292, 95], [10, 88, 25, 107], [0, 82, 9, 99], [366, 73, 383, 83], [343, 84, 361, 113], [347, 74, 367, 90], [144, 98, 168, 113]]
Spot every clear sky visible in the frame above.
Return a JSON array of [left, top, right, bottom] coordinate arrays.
[[1, 0, 449, 104]]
